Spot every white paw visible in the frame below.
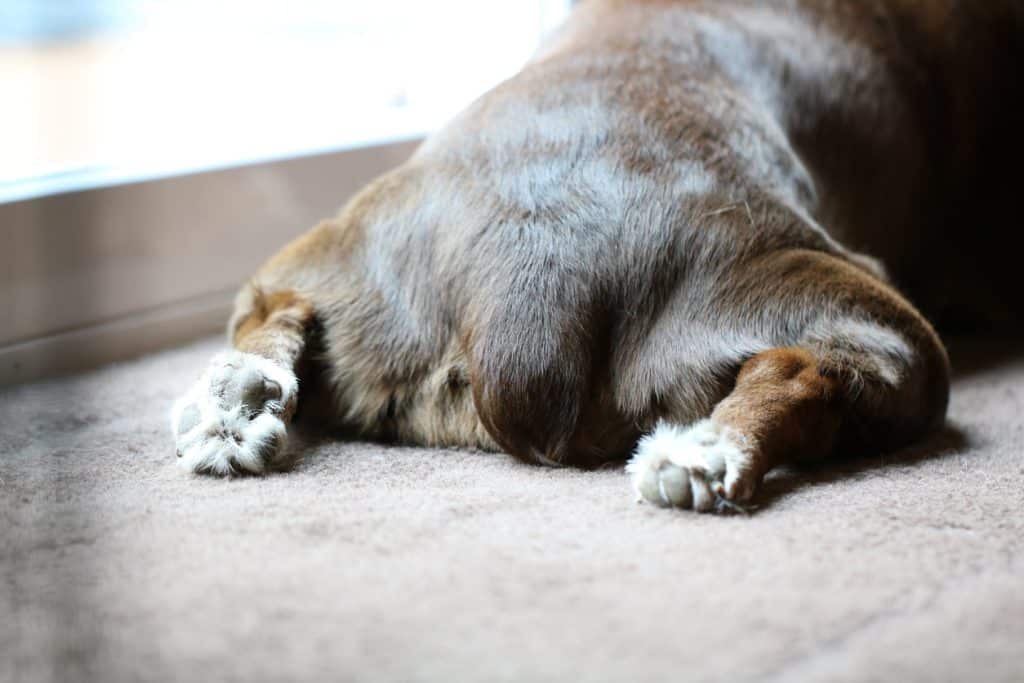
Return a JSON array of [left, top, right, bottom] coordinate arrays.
[[626, 419, 757, 512], [170, 351, 298, 475]]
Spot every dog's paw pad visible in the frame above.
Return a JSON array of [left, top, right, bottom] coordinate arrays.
[[626, 419, 757, 513], [171, 351, 297, 475]]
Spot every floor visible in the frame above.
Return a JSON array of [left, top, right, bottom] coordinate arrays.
[[2, 336, 1023, 682]]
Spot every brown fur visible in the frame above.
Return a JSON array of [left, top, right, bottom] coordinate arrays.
[[176, 0, 1023, 507]]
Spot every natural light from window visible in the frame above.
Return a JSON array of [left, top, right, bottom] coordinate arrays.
[[0, 0, 572, 200]]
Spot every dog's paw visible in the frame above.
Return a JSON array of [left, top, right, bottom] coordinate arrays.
[[170, 351, 298, 475], [626, 419, 758, 512]]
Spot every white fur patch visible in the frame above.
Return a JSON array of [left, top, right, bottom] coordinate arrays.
[[832, 320, 912, 375], [803, 318, 915, 386], [626, 419, 756, 512], [170, 351, 297, 475]]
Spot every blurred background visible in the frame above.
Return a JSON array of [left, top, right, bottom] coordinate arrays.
[[0, 0, 572, 383], [1, 0, 571, 199]]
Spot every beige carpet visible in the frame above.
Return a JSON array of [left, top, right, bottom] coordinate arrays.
[[2, 336, 1023, 683]]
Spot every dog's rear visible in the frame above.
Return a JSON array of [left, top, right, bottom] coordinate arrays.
[[554, 0, 1024, 325], [171, 1, 1021, 511]]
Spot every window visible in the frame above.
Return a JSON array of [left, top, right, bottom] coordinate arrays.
[[0, 0, 572, 201]]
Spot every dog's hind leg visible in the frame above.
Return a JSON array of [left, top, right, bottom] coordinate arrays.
[[628, 250, 950, 512], [171, 284, 315, 475]]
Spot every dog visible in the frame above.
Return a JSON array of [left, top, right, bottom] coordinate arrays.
[[171, 0, 1023, 512]]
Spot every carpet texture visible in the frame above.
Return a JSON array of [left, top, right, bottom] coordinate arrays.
[[2, 336, 1022, 682]]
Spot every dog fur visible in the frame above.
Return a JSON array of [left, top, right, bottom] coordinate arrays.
[[172, 0, 1023, 511]]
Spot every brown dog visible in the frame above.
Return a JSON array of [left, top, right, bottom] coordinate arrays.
[[171, 0, 1023, 512]]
